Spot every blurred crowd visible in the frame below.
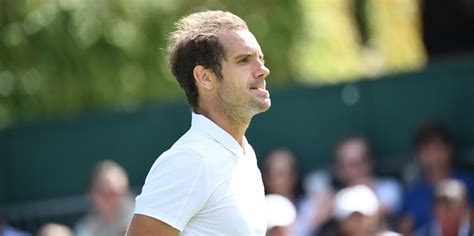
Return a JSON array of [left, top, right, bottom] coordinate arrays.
[[1, 160, 134, 236], [264, 120, 474, 236], [1, 120, 473, 236]]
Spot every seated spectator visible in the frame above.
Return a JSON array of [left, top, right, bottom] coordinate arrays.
[[75, 160, 134, 236], [400, 121, 474, 233], [265, 194, 297, 236], [262, 148, 302, 235], [416, 179, 472, 236], [333, 136, 402, 217], [319, 185, 400, 236], [37, 223, 73, 236], [262, 148, 300, 203]]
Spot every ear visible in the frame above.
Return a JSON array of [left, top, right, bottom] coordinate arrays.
[[193, 65, 215, 90]]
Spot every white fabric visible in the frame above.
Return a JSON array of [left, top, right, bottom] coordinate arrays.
[[333, 185, 379, 220], [265, 194, 296, 229], [374, 178, 402, 214], [134, 113, 267, 235]]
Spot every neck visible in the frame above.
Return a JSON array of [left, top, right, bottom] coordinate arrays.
[[427, 165, 450, 183], [349, 177, 373, 187], [195, 106, 251, 147]]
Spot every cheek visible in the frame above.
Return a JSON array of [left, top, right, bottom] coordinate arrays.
[[226, 66, 252, 86], [221, 72, 245, 90]]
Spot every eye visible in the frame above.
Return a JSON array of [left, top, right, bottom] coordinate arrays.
[[238, 57, 250, 63]]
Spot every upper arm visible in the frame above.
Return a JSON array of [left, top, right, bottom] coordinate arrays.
[[126, 214, 179, 236], [133, 149, 211, 231]]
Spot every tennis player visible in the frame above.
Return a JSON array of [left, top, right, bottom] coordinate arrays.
[[126, 10, 271, 235]]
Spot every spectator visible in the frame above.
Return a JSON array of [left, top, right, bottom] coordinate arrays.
[[400, 121, 474, 233], [37, 223, 73, 236], [333, 136, 402, 217], [416, 179, 472, 236], [262, 148, 302, 235], [263, 148, 300, 203], [75, 160, 134, 236], [318, 185, 400, 236]]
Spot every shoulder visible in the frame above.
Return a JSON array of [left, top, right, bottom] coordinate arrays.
[[374, 178, 400, 196], [169, 128, 227, 157], [147, 148, 207, 180], [152, 130, 211, 166], [376, 178, 401, 188]]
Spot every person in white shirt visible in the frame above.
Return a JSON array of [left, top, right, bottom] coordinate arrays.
[[126, 10, 271, 236]]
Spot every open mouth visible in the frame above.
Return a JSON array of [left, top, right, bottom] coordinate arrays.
[[250, 86, 266, 91], [249, 86, 270, 98]]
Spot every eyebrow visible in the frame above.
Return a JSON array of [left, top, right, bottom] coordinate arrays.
[[233, 54, 252, 61], [233, 53, 264, 61]]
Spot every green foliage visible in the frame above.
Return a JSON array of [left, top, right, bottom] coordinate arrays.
[[0, 0, 302, 127], [292, 0, 426, 83], [0, 0, 425, 128]]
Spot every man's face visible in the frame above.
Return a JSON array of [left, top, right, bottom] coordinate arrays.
[[336, 140, 371, 183], [215, 30, 270, 119], [90, 169, 129, 220], [435, 199, 466, 233], [418, 140, 452, 169], [265, 153, 297, 198]]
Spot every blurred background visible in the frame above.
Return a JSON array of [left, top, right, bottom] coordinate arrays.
[[1, 0, 474, 235]]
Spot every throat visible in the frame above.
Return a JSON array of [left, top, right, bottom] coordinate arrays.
[[195, 106, 250, 148]]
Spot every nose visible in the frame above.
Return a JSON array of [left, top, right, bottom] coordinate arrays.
[[255, 60, 270, 79]]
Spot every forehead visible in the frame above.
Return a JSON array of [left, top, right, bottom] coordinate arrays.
[[218, 30, 262, 58], [338, 140, 367, 159]]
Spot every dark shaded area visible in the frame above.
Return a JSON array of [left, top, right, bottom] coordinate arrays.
[[354, 0, 369, 45], [423, 0, 474, 58]]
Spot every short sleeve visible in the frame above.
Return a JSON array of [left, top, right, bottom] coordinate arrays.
[[134, 149, 210, 231]]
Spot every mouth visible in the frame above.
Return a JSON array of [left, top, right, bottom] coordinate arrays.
[[249, 85, 270, 98], [250, 87, 265, 90], [250, 84, 266, 90]]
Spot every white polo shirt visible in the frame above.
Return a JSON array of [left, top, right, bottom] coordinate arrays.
[[134, 113, 267, 235]]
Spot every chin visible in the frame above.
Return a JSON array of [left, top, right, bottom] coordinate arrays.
[[263, 98, 271, 108], [262, 102, 271, 111], [254, 100, 271, 113]]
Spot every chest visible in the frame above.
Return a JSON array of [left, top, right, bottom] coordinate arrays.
[[185, 156, 267, 235]]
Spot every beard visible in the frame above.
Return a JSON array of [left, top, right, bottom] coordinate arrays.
[[216, 85, 271, 124]]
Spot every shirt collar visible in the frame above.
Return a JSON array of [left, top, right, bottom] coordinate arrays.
[[191, 113, 246, 156]]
